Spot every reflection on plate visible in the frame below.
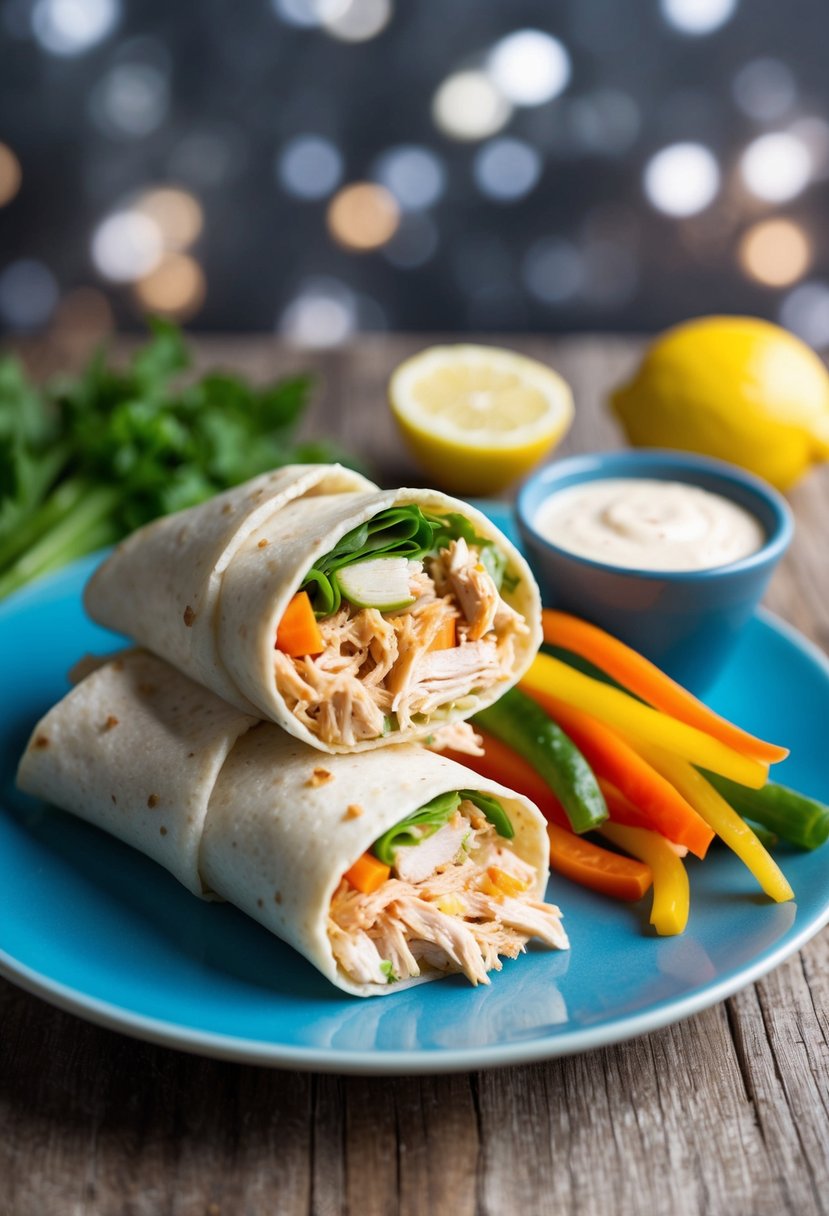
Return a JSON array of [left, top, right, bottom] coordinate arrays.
[[1, 505, 828, 1074]]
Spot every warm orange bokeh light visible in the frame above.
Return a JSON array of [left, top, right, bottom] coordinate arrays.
[[326, 182, 399, 251], [135, 253, 206, 318], [738, 218, 811, 287], [0, 142, 21, 206], [136, 188, 204, 250]]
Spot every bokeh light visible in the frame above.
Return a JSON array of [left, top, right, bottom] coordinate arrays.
[[780, 281, 829, 348], [0, 143, 21, 206], [31, 0, 118, 55], [279, 277, 356, 346], [740, 132, 812, 203], [522, 237, 583, 304], [272, 0, 347, 28], [0, 259, 58, 330], [738, 218, 811, 287], [487, 30, 571, 106], [643, 142, 720, 216], [432, 71, 511, 142], [326, 182, 399, 250], [135, 187, 203, 249], [135, 253, 206, 318], [91, 210, 163, 281], [660, 0, 737, 35], [89, 62, 169, 137], [732, 59, 797, 123], [278, 135, 343, 200], [372, 145, 445, 211], [323, 0, 391, 42], [474, 138, 542, 202]]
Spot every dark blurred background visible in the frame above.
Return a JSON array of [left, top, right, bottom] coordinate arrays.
[[2, 0, 829, 345]]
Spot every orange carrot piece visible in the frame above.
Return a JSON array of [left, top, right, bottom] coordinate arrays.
[[542, 609, 788, 765], [428, 617, 457, 651], [523, 687, 714, 859], [344, 852, 391, 894], [438, 731, 572, 830], [547, 823, 653, 902], [276, 591, 324, 657]]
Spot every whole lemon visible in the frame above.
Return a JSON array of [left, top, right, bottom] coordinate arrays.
[[611, 315, 829, 490]]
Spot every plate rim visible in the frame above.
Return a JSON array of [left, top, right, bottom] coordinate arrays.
[[1, 546, 828, 1073]]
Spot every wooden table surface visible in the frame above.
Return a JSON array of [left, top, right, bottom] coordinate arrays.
[[2, 335, 829, 1216]]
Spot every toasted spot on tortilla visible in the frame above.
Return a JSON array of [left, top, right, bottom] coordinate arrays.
[[274, 891, 283, 904], [147, 793, 160, 808], [160, 826, 168, 836], [257, 538, 269, 549], [221, 502, 233, 515], [138, 682, 156, 696], [102, 715, 119, 731], [307, 767, 334, 788], [345, 803, 364, 820], [33, 735, 50, 749], [111, 794, 117, 804], [183, 605, 196, 627]]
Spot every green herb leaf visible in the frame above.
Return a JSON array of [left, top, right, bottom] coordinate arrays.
[[459, 790, 515, 840], [379, 960, 397, 983], [372, 791, 462, 865]]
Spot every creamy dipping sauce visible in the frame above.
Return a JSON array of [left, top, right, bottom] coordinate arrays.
[[534, 478, 765, 572]]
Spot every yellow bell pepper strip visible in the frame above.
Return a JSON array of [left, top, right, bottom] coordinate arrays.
[[522, 653, 768, 789], [547, 823, 653, 902], [634, 743, 794, 903], [542, 610, 789, 765], [599, 822, 690, 935]]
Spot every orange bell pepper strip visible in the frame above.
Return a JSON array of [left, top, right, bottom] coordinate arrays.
[[438, 730, 572, 830], [428, 617, 457, 651], [524, 690, 714, 859], [542, 609, 788, 765], [343, 852, 391, 894], [547, 823, 652, 902], [599, 822, 690, 935], [276, 591, 324, 657]]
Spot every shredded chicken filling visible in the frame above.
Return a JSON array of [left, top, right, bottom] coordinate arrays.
[[275, 536, 527, 746], [328, 804, 568, 987]]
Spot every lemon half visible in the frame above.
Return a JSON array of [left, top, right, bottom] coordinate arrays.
[[389, 344, 573, 494]]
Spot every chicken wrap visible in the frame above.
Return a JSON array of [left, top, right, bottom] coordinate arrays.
[[17, 651, 568, 997], [84, 466, 541, 753]]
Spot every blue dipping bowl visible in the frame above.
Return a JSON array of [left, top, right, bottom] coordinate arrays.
[[516, 450, 794, 693]]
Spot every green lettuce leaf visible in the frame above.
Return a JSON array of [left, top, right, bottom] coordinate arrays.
[[371, 788, 513, 865]]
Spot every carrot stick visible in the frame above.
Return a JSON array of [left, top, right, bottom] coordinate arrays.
[[547, 823, 653, 902], [542, 609, 788, 765], [525, 690, 714, 859], [438, 732, 572, 830], [276, 591, 324, 657], [344, 852, 391, 894], [428, 617, 456, 651]]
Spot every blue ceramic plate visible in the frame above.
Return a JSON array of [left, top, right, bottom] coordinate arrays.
[[1, 504, 828, 1074]]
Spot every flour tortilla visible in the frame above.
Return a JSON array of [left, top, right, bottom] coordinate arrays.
[[85, 468, 542, 751], [17, 652, 555, 997], [84, 464, 377, 713]]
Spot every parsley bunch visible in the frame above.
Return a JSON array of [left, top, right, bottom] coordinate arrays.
[[0, 319, 355, 599]]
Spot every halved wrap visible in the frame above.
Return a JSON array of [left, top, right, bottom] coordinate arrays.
[[84, 465, 542, 753], [17, 651, 567, 997]]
